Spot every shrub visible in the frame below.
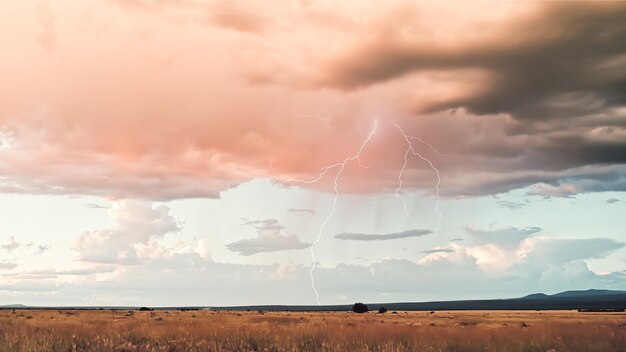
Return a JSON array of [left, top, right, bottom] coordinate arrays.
[[352, 303, 368, 314], [378, 306, 388, 314]]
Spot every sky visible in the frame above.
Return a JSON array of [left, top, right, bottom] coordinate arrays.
[[0, 0, 625, 306]]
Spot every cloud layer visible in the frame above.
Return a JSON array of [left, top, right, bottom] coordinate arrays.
[[0, 1, 624, 199], [1, 231, 623, 306]]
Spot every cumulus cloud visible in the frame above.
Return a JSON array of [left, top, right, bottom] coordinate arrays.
[[421, 232, 624, 279], [335, 229, 432, 241], [227, 219, 310, 256], [72, 200, 181, 264]]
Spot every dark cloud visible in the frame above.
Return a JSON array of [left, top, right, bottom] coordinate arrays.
[[305, 2, 626, 197], [321, 3, 626, 122], [606, 198, 620, 204], [381, 110, 626, 198], [335, 229, 432, 241], [440, 160, 626, 198]]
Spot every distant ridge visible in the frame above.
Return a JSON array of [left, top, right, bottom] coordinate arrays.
[[551, 289, 626, 298], [2, 289, 625, 311], [522, 289, 626, 299], [0, 304, 26, 308], [521, 293, 550, 300]]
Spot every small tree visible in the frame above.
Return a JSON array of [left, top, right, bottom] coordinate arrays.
[[352, 302, 369, 313], [378, 306, 388, 314]]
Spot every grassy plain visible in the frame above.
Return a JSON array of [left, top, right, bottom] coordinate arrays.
[[0, 309, 624, 351]]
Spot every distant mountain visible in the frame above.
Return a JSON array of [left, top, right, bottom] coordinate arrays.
[[520, 289, 626, 300], [552, 289, 626, 298], [521, 293, 550, 300], [0, 304, 26, 308]]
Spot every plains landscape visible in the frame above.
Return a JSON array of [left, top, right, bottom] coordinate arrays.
[[1, 309, 625, 352], [1, 1, 625, 351]]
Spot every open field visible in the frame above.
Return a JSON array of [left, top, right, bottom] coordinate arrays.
[[0, 309, 624, 351]]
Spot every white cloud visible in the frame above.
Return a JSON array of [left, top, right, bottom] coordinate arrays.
[[72, 200, 181, 264]]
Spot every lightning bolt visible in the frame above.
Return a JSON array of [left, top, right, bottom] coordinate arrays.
[[279, 120, 443, 305], [395, 124, 443, 233], [281, 120, 379, 305]]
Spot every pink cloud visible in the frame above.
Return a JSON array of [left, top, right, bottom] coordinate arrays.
[[0, 1, 624, 200]]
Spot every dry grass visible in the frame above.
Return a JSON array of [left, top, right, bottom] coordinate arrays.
[[0, 309, 624, 351]]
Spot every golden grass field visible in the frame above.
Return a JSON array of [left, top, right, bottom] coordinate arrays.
[[0, 309, 624, 351]]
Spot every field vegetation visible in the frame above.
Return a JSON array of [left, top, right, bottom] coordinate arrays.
[[0, 309, 624, 351]]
